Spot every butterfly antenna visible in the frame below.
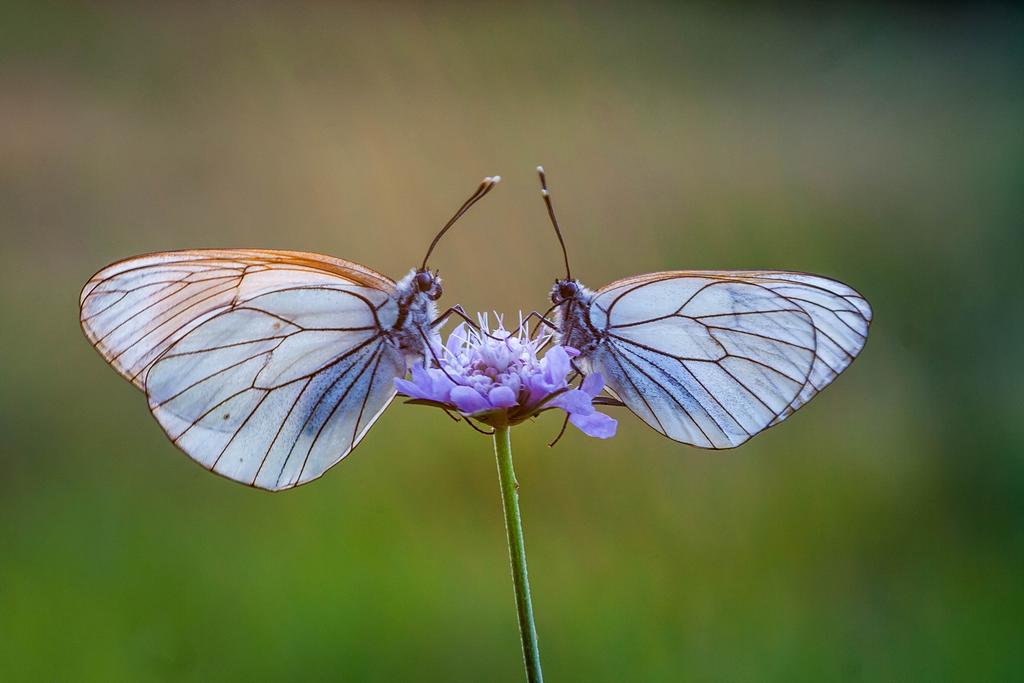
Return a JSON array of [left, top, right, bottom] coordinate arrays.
[[421, 175, 501, 270], [537, 165, 571, 280]]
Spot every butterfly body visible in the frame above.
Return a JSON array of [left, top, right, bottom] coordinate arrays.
[[387, 268, 443, 362], [549, 279, 603, 355]]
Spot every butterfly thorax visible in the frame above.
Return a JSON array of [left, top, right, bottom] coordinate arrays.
[[389, 269, 440, 362], [551, 279, 603, 356]]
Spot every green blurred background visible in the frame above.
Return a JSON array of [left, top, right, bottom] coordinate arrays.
[[2, 2, 1022, 681]]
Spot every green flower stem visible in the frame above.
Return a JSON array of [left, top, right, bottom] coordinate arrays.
[[493, 425, 544, 683]]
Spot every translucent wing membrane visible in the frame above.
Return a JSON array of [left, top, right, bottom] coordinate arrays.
[[80, 250, 405, 490], [80, 249, 395, 389], [588, 275, 815, 448], [719, 272, 872, 423], [147, 289, 404, 490], [587, 271, 870, 448]]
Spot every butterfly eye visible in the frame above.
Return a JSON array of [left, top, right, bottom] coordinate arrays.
[[558, 281, 578, 300], [427, 282, 443, 301], [415, 271, 434, 292]]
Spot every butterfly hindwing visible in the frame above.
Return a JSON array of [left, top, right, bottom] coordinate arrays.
[[713, 271, 872, 423]]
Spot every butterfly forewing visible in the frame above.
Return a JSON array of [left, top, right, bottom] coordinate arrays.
[[80, 249, 407, 490], [80, 249, 396, 389]]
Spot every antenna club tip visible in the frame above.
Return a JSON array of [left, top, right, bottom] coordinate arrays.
[[490, 175, 502, 183], [536, 165, 545, 173]]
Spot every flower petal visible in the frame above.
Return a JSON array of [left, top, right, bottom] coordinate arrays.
[[396, 365, 433, 399], [551, 388, 594, 415], [524, 375, 553, 406], [450, 386, 491, 414], [581, 372, 605, 397], [543, 345, 571, 386], [396, 364, 449, 402], [428, 369, 457, 398], [488, 385, 519, 408], [570, 411, 618, 439], [394, 377, 430, 400]]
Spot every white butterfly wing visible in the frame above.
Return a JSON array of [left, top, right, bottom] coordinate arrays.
[[146, 286, 405, 490], [714, 271, 872, 423], [585, 271, 869, 448], [81, 250, 406, 490], [80, 249, 396, 389]]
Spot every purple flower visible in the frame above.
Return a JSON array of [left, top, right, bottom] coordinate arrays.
[[395, 314, 617, 439]]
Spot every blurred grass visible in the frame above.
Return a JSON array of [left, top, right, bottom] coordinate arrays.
[[1, 1, 1023, 681]]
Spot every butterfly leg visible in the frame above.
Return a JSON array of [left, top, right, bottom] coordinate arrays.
[[431, 305, 507, 340], [437, 397, 498, 436], [431, 304, 477, 328], [461, 417, 496, 436], [510, 307, 559, 339], [442, 406, 496, 435], [548, 413, 570, 447]]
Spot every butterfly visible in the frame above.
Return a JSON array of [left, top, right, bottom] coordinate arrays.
[[533, 167, 872, 449], [79, 176, 500, 490]]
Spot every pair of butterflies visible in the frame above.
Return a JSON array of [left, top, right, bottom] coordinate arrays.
[[80, 169, 872, 492]]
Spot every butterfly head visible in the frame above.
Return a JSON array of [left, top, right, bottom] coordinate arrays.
[[414, 269, 443, 301], [550, 278, 582, 305]]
